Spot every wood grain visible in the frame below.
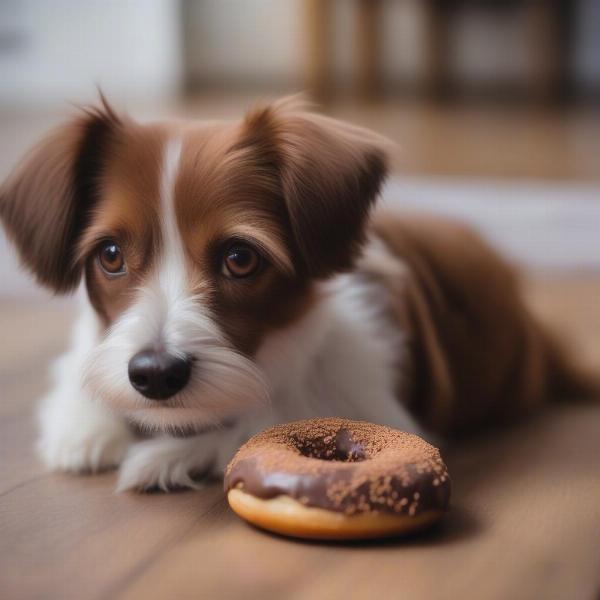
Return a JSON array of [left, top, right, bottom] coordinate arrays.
[[1, 279, 599, 599]]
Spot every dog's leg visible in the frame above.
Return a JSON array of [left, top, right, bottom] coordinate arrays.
[[37, 377, 134, 474], [37, 308, 135, 474]]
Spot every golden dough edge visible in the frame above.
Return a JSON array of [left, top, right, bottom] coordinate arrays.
[[227, 488, 445, 540]]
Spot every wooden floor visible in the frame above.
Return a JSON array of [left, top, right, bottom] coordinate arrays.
[[1, 276, 599, 600], [1, 98, 600, 598]]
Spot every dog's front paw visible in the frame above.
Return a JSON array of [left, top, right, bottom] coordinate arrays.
[[38, 422, 133, 474], [116, 437, 216, 492], [37, 413, 134, 474]]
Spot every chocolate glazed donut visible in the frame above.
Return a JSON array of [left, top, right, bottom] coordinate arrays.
[[225, 418, 451, 540]]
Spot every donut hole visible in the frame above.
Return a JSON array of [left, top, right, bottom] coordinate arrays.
[[293, 428, 368, 462]]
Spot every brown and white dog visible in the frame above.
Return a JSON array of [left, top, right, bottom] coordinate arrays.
[[0, 97, 593, 491]]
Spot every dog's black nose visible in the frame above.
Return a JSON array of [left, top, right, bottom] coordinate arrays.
[[128, 349, 191, 400]]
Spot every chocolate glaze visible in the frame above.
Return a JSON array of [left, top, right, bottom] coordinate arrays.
[[224, 418, 451, 517]]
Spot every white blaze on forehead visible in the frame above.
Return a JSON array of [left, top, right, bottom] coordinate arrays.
[[158, 137, 186, 298]]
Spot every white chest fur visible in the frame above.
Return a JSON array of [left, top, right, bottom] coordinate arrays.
[[256, 266, 421, 435]]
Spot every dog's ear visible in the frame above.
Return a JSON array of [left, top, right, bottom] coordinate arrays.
[[241, 97, 389, 278], [0, 97, 122, 293]]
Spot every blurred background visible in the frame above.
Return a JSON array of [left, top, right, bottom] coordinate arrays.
[[0, 0, 599, 298]]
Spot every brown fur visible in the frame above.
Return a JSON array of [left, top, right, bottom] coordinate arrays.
[[79, 122, 168, 324], [369, 211, 598, 435], [0, 98, 121, 292], [200, 98, 389, 352], [237, 98, 388, 279]]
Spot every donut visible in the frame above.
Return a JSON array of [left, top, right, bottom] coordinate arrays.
[[224, 418, 451, 540]]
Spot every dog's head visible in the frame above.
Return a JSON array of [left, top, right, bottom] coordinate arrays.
[[0, 97, 387, 432]]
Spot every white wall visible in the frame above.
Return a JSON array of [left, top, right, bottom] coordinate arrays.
[[0, 0, 183, 106], [183, 0, 304, 88]]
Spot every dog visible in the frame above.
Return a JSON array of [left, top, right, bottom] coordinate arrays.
[[0, 96, 594, 492]]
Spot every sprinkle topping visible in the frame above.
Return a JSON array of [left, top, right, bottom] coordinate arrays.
[[224, 418, 451, 517]]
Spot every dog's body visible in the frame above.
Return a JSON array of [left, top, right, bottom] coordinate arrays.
[[1, 98, 592, 491]]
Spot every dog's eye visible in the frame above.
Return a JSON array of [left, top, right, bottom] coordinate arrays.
[[98, 241, 125, 276], [223, 243, 261, 278]]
